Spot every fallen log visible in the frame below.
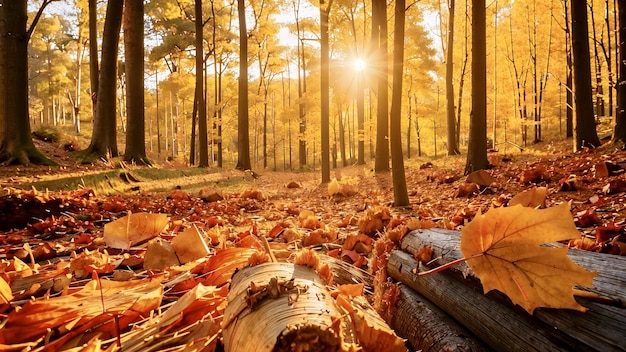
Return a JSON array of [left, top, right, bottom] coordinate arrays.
[[388, 228, 626, 352], [222, 262, 406, 352], [222, 263, 345, 352], [390, 284, 489, 352]]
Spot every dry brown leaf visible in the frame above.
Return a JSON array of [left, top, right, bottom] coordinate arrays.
[[0, 276, 163, 345], [461, 203, 598, 314], [299, 210, 322, 229], [466, 169, 496, 186], [103, 212, 168, 250], [172, 225, 211, 263], [199, 188, 224, 202], [358, 206, 391, 236], [336, 295, 407, 352], [144, 238, 180, 270], [509, 187, 547, 208]]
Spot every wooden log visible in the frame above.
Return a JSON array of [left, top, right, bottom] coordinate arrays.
[[391, 284, 489, 352], [388, 228, 626, 352], [222, 262, 406, 352], [222, 263, 345, 352]]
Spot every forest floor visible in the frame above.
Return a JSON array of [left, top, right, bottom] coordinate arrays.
[[0, 136, 625, 350]]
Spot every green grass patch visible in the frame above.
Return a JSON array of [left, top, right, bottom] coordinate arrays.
[[17, 167, 253, 196]]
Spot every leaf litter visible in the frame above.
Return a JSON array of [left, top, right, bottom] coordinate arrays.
[[0, 143, 624, 350]]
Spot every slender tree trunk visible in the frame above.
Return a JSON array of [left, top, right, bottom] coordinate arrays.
[[86, 0, 123, 158], [320, 1, 331, 183], [196, 0, 209, 166], [614, 0, 626, 142], [446, 0, 460, 155], [88, 0, 99, 119], [236, 0, 251, 170], [373, 0, 389, 172], [390, 0, 409, 206], [123, 0, 147, 163], [571, 0, 602, 149], [294, 1, 307, 168], [565, 0, 574, 138], [465, 0, 489, 174], [590, 2, 606, 118]]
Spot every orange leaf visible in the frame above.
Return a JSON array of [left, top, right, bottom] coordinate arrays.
[[0, 276, 13, 304], [103, 212, 168, 249], [460, 203, 598, 314], [508, 187, 547, 208], [0, 276, 163, 345], [466, 169, 496, 186]]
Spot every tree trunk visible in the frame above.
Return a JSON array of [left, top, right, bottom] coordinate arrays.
[[465, 0, 488, 174], [390, 0, 408, 207], [88, 0, 99, 120], [294, 4, 307, 169], [86, 0, 123, 158], [571, 0, 602, 149], [373, 0, 389, 173], [614, 0, 626, 143], [0, 0, 53, 165], [320, 2, 331, 183], [196, 0, 209, 167], [446, 0, 460, 155], [564, 0, 574, 138], [236, 0, 251, 170], [123, 0, 147, 163]]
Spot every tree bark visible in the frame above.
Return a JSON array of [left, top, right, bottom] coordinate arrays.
[[236, 0, 251, 170], [373, 0, 389, 173], [571, 0, 602, 149], [614, 0, 626, 143], [86, 0, 123, 158], [123, 0, 147, 163], [391, 284, 488, 352], [320, 1, 331, 183], [465, 0, 488, 174], [0, 0, 53, 165], [446, 0, 460, 155], [389, 0, 408, 206], [196, 0, 209, 167], [88, 0, 99, 120]]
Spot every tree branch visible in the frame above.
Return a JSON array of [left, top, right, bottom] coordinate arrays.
[[26, 0, 60, 41]]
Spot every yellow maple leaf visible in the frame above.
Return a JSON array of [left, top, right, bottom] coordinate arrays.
[[460, 203, 598, 314]]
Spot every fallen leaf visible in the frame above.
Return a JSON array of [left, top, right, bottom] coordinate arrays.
[[460, 203, 598, 314], [172, 225, 211, 263], [143, 238, 180, 270], [328, 178, 341, 196], [103, 212, 168, 250], [466, 169, 496, 186], [413, 245, 433, 264], [199, 188, 224, 202], [454, 183, 480, 198], [0, 276, 163, 345], [520, 164, 546, 184], [358, 206, 391, 236], [509, 187, 547, 208], [0, 276, 13, 304]]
